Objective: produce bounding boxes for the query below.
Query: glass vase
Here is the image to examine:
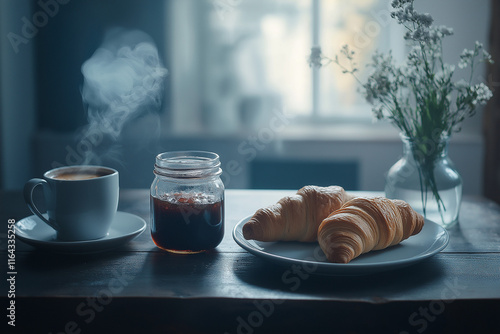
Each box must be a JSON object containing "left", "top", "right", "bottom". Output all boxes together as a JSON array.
[{"left": 385, "top": 134, "right": 462, "bottom": 229}]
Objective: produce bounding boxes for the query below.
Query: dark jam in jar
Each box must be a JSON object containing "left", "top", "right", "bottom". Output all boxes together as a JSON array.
[{"left": 151, "top": 193, "right": 224, "bottom": 254}]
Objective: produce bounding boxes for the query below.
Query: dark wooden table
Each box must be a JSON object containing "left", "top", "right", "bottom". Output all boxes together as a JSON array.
[{"left": 1, "top": 189, "right": 500, "bottom": 334}]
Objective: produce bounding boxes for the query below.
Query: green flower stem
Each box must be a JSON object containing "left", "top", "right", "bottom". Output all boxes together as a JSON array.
[{"left": 411, "top": 137, "right": 447, "bottom": 222}]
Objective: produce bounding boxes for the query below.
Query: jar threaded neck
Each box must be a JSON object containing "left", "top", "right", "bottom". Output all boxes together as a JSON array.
[{"left": 154, "top": 151, "right": 222, "bottom": 179}]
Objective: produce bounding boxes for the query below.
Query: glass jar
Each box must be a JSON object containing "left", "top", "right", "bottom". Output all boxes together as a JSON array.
[
  {"left": 385, "top": 134, "right": 462, "bottom": 229},
  {"left": 150, "top": 151, "right": 225, "bottom": 254}
]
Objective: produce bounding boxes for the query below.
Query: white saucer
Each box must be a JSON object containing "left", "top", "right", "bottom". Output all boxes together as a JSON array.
[{"left": 15, "top": 211, "right": 146, "bottom": 253}]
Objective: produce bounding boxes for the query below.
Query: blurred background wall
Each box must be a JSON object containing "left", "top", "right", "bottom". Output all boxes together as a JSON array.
[{"left": 0, "top": 0, "right": 492, "bottom": 193}]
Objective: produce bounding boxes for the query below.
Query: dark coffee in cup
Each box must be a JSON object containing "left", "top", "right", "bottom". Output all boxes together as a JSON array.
[{"left": 52, "top": 170, "right": 111, "bottom": 181}]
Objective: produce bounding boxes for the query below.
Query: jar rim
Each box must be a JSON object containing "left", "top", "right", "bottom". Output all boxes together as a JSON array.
[{"left": 154, "top": 151, "right": 221, "bottom": 178}]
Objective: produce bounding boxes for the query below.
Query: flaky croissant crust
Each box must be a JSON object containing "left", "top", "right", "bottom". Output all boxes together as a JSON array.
[
  {"left": 318, "top": 197, "right": 424, "bottom": 263},
  {"left": 243, "top": 185, "right": 353, "bottom": 242}
]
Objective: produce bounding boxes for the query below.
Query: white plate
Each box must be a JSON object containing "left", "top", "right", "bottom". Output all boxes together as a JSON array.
[
  {"left": 15, "top": 212, "right": 146, "bottom": 253},
  {"left": 233, "top": 216, "right": 449, "bottom": 275}
]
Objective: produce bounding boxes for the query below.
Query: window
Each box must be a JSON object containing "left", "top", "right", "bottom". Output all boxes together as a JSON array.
[
  {"left": 167, "top": 0, "right": 404, "bottom": 133},
  {"left": 315, "top": 0, "right": 403, "bottom": 119}
]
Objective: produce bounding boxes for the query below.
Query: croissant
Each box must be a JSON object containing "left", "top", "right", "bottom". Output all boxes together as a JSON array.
[
  {"left": 243, "top": 185, "right": 353, "bottom": 242},
  {"left": 318, "top": 197, "right": 424, "bottom": 263}
]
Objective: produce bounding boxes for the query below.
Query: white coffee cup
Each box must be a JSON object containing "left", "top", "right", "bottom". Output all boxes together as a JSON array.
[{"left": 23, "top": 165, "right": 119, "bottom": 241}]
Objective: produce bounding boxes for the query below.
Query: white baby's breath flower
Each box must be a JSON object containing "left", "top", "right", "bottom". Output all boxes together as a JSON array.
[
  {"left": 416, "top": 13, "right": 433, "bottom": 27},
  {"left": 459, "top": 48, "right": 475, "bottom": 68},
  {"left": 472, "top": 82, "right": 493, "bottom": 105},
  {"left": 435, "top": 67, "right": 452, "bottom": 83},
  {"left": 483, "top": 50, "right": 494, "bottom": 64},
  {"left": 460, "top": 49, "right": 474, "bottom": 58},
  {"left": 391, "top": 0, "right": 412, "bottom": 8},
  {"left": 439, "top": 26, "right": 454, "bottom": 36},
  {"left": 372, "top": 105, "right": 384, "bottom": 121},
  {"left": 454, "top": 79, "right": 469, "bottom": 90}
]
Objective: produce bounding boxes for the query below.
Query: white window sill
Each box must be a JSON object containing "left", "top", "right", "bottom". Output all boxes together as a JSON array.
[{"left": 163, "top": 120, "right": 483, "bottom": 145}]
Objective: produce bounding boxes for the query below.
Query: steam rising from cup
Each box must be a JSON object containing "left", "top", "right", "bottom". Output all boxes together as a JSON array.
[{"left": 79, "top": 28, "right": 168, "bottom": 164}]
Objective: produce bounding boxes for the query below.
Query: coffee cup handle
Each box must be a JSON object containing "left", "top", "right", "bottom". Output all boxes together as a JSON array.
[{"left": 23, "top": 178, "right": 59, "bottom": 231}]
